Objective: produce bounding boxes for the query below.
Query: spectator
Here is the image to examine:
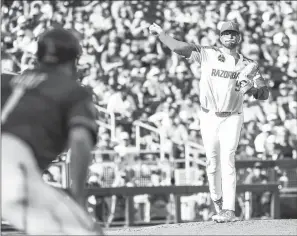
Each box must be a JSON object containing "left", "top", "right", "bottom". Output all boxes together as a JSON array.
[
  {"left": 2, "top": 0, "right": 297, "bottom": 223},
  {"left": 240, "top": 120, "right": 260, "bottom": 157},
  {"left": 106, "top": 170, "right": 134, "bottom": 227},
  {"left": 245, "top": 162, "right": 267, "bottom": 184},
  {"left": 107, "top": 87, "right": 137, "bottom": 130},
  {"left": 242, "top": 97, "right": 266, "bottom": 124},
  {"left": 254, "top": 124, "right": 273, "bottom": 158},
  {"left": 244, "top": 162, "right": 271, "bottom": 218},
  {"left": 96, "top": 131, "right": 114, "bottom": 161},
  {"left": 148, "top": 170, "right": 170, "bottom": 221},
  {"left": 285, "top": 101, "right": 297, "bottom": 126},
  {"left": 263, "top": 134, "right": 279, "bottom": 160},
  {"left": 284, "top": 102, "right": 297, "bottom": 159},
  {"left": 261, "top": 95, "right": 281, "bottom": 121},
  {"left": 274, "top": 127, "right": 295, "bottom": 159},
  {"left": 188, "top": 126, "right": 203, "bottom": 145},
  {"left": 278, "top": 171, "right": 289, "bottom": 188},
  {"left": 114, "top": 131, "right": 138, "bottom": 169},
  {"left": 169, "top": 116, "right": 189, "bottom": 162},
  {"left": 101, "top": 41, "right": 124, "bottom": 72}
]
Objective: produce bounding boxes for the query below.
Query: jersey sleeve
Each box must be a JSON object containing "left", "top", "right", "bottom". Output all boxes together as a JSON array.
[
  {"left": 1, "top": 73, "right": 15, "bottom": 108},
  {"left": 67, "top": 88, "right": 99, "bottom": 145},
  {"left": 187, "top": 45, "right": 209, "bottom": 65},
  {"left": 1, "top": 73, "right": 15, "bottom": 88}
]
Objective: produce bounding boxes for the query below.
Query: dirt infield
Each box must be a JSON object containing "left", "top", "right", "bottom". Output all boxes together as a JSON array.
[
  {"left": 2, "top": 220, "right": 297, "bottom": 235},
  {"left": 107, "top": 219, "right": 297, "bottom": 235}
]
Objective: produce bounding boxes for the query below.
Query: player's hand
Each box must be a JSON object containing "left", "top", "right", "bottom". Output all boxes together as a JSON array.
[
  {"left": 238, "top": 62, "right": 258, "bottom": 94},
  {"left": 149, "top": 23, "right": 163, "bottom": 36},
  {"left": 237, "top": 76, "right": 254, "bottom": 95}
]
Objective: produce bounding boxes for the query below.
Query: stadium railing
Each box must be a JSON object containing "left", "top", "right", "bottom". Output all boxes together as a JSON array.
[
  {"left": 236, "top": 159, "right": 297, "bottom": 220},
  {"left": 55, "top": 155, "right": 296, "bottom": 225},
  {"left": 184, "top": 141, "right": 206, "bottom": 184},
  {"left": 60, "top": 123, "right": 297, "bottom": 223},
  {"left": 86, "top": 183, "right": 281, "bottom": 226},
  {"left": 134, "top": 120, "right": 166, "bottom": 161},
  {"left": 84, "top": 159, "right": 296, "bottom": 224},
  {"left": 0, "top": 182, "right": 282, "bottom": 231},
  {"left": 94, "top": 105, "right": 116, "bottom": 140},
  {"left": 236, "top": 159, "right": 297, "bottom": 186}
]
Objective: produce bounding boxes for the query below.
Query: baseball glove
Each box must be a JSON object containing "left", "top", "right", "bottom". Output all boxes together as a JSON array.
[{"left": 237, "top": 62, "right": 258, "bottom": 94}]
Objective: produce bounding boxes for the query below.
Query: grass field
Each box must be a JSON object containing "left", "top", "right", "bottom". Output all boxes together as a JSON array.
[{"left": 2, "top": 219, "right": 297, "bottom": 235}]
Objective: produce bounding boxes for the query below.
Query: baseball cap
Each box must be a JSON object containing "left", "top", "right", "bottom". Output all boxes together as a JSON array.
[{"left": 220, "top": 21, "right": 240, "bottom": 35}]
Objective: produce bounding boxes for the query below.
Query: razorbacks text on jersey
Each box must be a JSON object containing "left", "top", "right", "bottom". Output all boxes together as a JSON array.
[
  {"left": 188, "top": 46, "right": 267, "bottom": 113},
  {"left": 1, "top": 68, "right": 98, "bottom": 170}
]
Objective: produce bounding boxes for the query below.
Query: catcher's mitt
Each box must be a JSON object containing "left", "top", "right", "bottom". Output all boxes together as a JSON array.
[{"left": 238, "top": 62, "right": 258, "bottom": 94}]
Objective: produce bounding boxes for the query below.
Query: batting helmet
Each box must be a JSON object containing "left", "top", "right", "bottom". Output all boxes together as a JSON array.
[{"left": 37, "top": 27, "right": 82, "bottom": 64}]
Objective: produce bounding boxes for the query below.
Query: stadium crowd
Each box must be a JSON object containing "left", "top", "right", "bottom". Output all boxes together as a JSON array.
[{"left": 2, "top": 0, "right": 297, "bottom": 223}]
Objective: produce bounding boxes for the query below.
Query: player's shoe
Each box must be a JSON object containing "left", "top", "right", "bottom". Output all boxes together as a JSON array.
[
  {"left": 211, "top": 198, "right": 223, "bottom": 221},
  {"left": 213, "top": 197, "right": 223, "bottom": 213},
  {"left": 213, "top": 210, "right": 238, "bottom": 223}
]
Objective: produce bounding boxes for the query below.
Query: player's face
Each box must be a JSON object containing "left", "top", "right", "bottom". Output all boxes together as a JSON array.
[{"left": 220, "top": 30, "right": 240, "bottom": 49}]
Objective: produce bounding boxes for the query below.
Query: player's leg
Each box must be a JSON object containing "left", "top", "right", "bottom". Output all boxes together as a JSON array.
[
  {"left": 1, "top": 133, "right": 103, "bottom": 235},
  {"left": 217, "top": 114, "right": 243, "bottom": 221},
  {"left": 2, "top": 133, "right": 61, "bottom": 234},
  {"left": 199, "top": 112, "right": 222, "bottom": 204}
]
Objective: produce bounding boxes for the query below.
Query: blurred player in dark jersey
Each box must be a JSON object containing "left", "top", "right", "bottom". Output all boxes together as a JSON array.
[{"left": 1, "top": 28, "right": 104, "bottom": 235}]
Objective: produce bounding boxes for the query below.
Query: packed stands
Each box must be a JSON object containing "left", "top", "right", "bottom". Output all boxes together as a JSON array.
[{"left": 2, "top": 0, "right": 297, "bottom": 223}]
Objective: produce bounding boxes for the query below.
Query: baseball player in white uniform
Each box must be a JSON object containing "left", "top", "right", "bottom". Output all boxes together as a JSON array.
[{"left": 149, "top": 21, "right": 269, "bottom": 222}]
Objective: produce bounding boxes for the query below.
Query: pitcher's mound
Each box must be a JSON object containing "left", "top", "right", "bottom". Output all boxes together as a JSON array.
[{"left": 108, "top": 219, "right": 297, "bottom": 235}]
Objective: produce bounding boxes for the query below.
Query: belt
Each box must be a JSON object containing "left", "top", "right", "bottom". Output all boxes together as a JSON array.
[{"left": 201, "top": 107, "right": 241, "bottom": 117}]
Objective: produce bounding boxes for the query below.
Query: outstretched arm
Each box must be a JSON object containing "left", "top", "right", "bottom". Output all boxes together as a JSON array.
[{"left": 149, "top": 23, "right": 197, "bottom": 58}]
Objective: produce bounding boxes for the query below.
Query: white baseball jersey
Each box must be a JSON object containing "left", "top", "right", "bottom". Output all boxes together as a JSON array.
[{"left": 188, "top": 46, "right": 265, "bottom": 113}]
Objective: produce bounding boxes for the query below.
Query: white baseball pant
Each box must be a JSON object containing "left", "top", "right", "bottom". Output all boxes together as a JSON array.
[
  {"left": 200, "top": 111, "right": 243, "bottom": 211},
  {"left": 1, "top": 133, "right": 102, "bottom": 235}
]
